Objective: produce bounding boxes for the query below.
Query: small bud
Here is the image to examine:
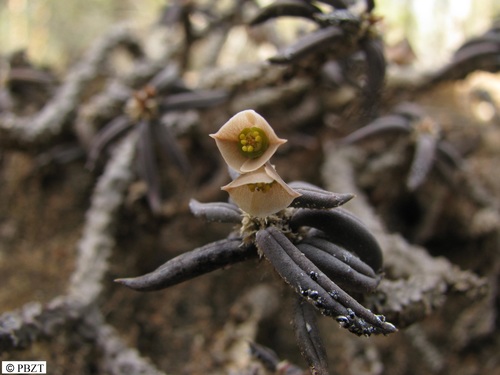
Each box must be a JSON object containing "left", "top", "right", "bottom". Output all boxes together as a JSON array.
[
  {"left": 125, "top": 85, "right": 158, "bottom": 120},
  {"left": 210, "top": 110, "right": 287, "bottom": 173},
  {"left": 222, "top": 163, "right": 301, "bottom": 217}
]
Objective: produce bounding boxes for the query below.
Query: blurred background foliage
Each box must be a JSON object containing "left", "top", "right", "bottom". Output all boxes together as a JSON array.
[
  {"left": 1, "top": 0, "right": 499, "bottom": 72},
  {"left": 0, "top": 0, "right": 164, "bottom": 69},
  {"left": 378, "top": 0, "right": 500, "bottom": 70}
]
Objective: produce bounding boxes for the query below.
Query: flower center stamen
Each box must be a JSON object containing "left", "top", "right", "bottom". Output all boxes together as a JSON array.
[
  {"left": 247, "top": 181, "right": 275, "bottom": 193},
  {"left": 238, "top": 127, "right": 269, "bottom": 158}
]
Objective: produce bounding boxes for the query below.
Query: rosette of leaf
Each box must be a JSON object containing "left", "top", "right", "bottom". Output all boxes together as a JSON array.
[
  {"left": 85, "top": 66, "right": 227, "bottom": 214},
  {"left": 222, "top": 163, "right": 301, "bottom": 217},
  {"left": 249, "top": 0, "right": 385, "bottom": 122},
  {"left": 117, "top": 181, "right": 396, "bottom": 374},
  {"left": 118, "top": 111, "right": 398, "bottom": 373},
  {"left": 210, "top": 110, "right": 287, "bottom": 173},
  {"left": 341, "top": 103, "right": 464, "bottom": 191}
]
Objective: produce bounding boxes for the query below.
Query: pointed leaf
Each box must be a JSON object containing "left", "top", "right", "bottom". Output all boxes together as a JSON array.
[
  {"left": 290, "top": 208, "right": 383, "bottom": 272},
  {"left": 115, "top": 238, "right": 255, "bottom": 291},
  {"left": 294, "top": 298, "right": 329, "bottom": 375},
  {"left": 288, "top": 181, "right": 354, "bottom": 209},
  {"left": 269, "top": 26, "right": 344, "bottom": 64},
  {"left": 250, "top": 0, "right": 321, "bottom": 26},
  {"left": 189, "top": 199, "right": 242, "bottom": 223},
  {"left": 407, "top": 133, "right": 438, "bottom": 191}
]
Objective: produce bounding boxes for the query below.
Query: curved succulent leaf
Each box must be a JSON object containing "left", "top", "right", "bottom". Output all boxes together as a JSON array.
[
  {"left": 153, "top": 118, "right": 191, "bottom": 175},
  {"left": 257, "top": 227, "right": 396, "bottom": 335},
  {"left": 364, "top": 0, "right": 375, "bottom": 12},
  {"left": 428, "top": 42, "right": 500, "bottom": 85},
  {"left": 288, "top": 181, "right": 354, "bottom": 209},
  {"left": 340, "top": 114, "right": 411, "bottom": 145},
  {"left": 316, "top": 0, "right": 348, "bottom": 9},
  {"left": 393, "top": 102, "right": 426, "bottom": 121},
  {"left": 269, "top": 26, "right": 344, "bottom": 64},
  {"left": 189, "top": 199, "right": 242, "bottom": 223},
  {"left": 407, "top": 132, "right": 438, "bottom": 191},
  {"left": 137, "top": 120, "right": 162, "bottom": 214},
  {"left": 303, "top": 232, "right": 378, "bottom": 277},
  {"left": 297, "top": 235, "right": 380, "bottom": 292},
  {"left": 148, "top": 64, "right": 180, "bottom": 93},
  {"left": 256, "top": 227, "right": 348, "bottom": 316},
  {"left": 7, "top": 65, "right": 56, "bottom": 85},
  {"left": 115, "top": 238, "right": 256, "bottom": 291},
  {"left": 436, "top": 140, "right": 463, "bottom": 170},
  {"left": 158, "top": 89, "right": 228, "bottom": 111},
  {"left": 248, "top": 342, "right": 281, "bottom": 372},
  {"left": 249, "top": 0, "right": 322, "bottom": 26},
  {"left": 453, "top": 41, "right": 500, "bottom": 70},
  {"left": 294, "top": 298, "right": 329, "bottom": 375},
  {"left": 290, "top": 208, "right": 383, "bottom": 272},
  {"left": 249, "top": 342, "right": 304, "bottom": 374},
  {"left": 360, "top": 37, "right": 386, "bottom": 121},
  {"left": 454, "top": 29, "right": 500, "bottom": 59},
  {"left": 86, "top": 116, "right": 133, "bottom": 170}
]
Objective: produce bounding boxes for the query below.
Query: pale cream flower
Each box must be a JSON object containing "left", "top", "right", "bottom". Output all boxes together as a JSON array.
[
  {"left": 210, "top": 110, "right": 287, "bottom": 173},
  {"left": 222, "top": 163, "right": 301, "bottom": 217}
]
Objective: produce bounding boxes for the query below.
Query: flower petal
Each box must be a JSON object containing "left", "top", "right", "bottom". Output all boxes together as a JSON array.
[
  {"left": 210, "top": 110, "right": 287, "bottom": 173},
  {"left": 221, "top": 163, "right": 301, "bottom": 217}
]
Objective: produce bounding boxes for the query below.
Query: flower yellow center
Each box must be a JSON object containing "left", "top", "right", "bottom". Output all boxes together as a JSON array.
[
  {"left": 247, "top": 181, "right": 275, "bottom": 193},
  {"left": 238, "top": 127, "right": 269, "bottom": 158}
]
